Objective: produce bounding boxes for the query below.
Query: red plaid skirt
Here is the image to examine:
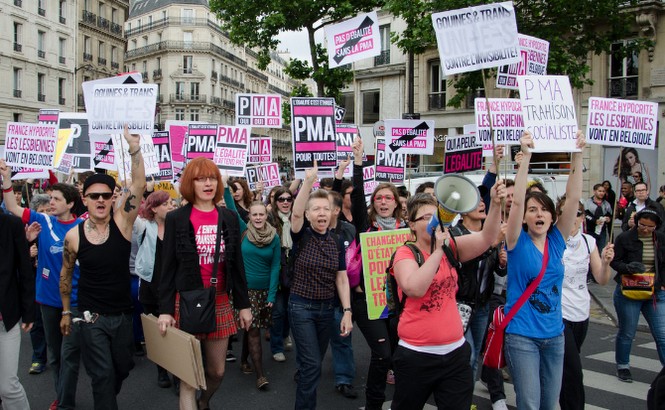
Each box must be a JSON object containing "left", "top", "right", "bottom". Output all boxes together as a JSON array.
[{"left": 175, "top": 289, "right": 237, "bottom": 340}]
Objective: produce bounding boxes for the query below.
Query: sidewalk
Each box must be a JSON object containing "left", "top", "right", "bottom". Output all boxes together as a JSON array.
[{"left": 588, "top": 281, "right": 650, "bottom": 332}]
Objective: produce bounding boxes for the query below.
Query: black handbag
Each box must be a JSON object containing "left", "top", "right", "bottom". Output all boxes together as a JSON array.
[{"left": 178, "top": 209, "right": 224, "bottom": 334}]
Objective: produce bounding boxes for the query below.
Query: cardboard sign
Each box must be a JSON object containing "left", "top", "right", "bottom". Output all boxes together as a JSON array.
[
  {"left": 152, "top": 131, "right": 174, "bottom": 181},
  {"left": 496, "top": 34, "right": 549, "bottom": 90},
  {"left": 165, "top": 120, "right": 202, "bottom": 164},
  {"left": 3, "top": 122, "right": 57, "bottom": 169},
  {"left": 360, "top": 229, "right": 413, "bottom": 320},
  {"left": 111, "top": 134, "right": 160, "bottom": 181},
  {"left": 290, "top": 97, "right": 337, "bottom": 171},
  {"left": 87, "top": 84, "right": 158, "bottom": 135},
  {"left": 375, "top": 138, "right": 405, "bottom": 183},
  {"left": 444, "top": 134, "right": 483, "bottom": 173},
  {"left": 154, "top": 181, "right": 178, "bottom": 199},
  {"left": 335, "top": 106, "right": 346, "bottom": 124},
  {"left": 59, "top": 113, "right": 93, "bottom": 171},
  {"left": 235, "top": 94, "right": 282, "bottom": 128},
  {"left": 56, "top": 153, "right": 74, "bottom": 174},
  {"left": 586, "top": 97, "right": 657, "bottom": 150},
  {"left": 186, "top": 124, "right": 217, "bottom": 162},
  {"left": 214, "top": 125, "right": 250, "bottom": 177},
  {"left": 362, "top": 159, "right": 378, "bottom": 202},
  {"left": 245, "top": 163, "right": 281, "bottom": 190},
  {"left": 91, "top": 135, "right": 116, "bottom": 170},
  {"left": 247, "top": 136, "right": 272, "bottom": 164},
  {"left": 518, "top": 75, "right": 578, "bottom": 152},
  {"left": 326, "top": 11, "right": 380, "bottom": 68},
  {"left": 385, "top": 119, "right": 435, "bottom": 155},
  {"left": 475, "top": 98, "right": 524, "bottom": 149},
  {"left": 431, "top": 2, "right": 520, "bottom": 75}
]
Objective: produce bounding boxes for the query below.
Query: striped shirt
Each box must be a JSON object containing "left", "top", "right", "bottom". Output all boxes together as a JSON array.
[{"left": 639, "top": 236, "right": 655, "bottom": 272}]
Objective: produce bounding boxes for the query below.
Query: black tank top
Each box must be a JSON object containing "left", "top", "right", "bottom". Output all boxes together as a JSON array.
[{"left": 77, "top": 219, "right": 133, "bottom": 314}]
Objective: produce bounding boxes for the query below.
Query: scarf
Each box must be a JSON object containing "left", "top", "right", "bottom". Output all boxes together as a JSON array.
[
  {"left": 374, "top": 215, "right": 397, "bottom": 231},
  {"left": 246, "top": 222, "right": 276, "bottom": 247},
  {"left": 279, "top": 211, "right": 293, "bottom": 249}
]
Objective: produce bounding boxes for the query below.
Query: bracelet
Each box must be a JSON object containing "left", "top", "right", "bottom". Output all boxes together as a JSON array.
[
  {"left": 343, "top": 307, "right": 352, "bottom": 313},
  {"left": 129, "top": 147, "right": 141, "bottom": 156},
  {"left": 62, "top": 310, "right": 72, "bottom": 316},
  {"left": 2, "top": 186, "right": 13, "bottom": 193}
]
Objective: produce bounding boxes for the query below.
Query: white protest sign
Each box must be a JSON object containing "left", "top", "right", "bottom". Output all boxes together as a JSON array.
[
  {"left": 431, "top": 2, "right": 519, "bottom": 75},
  {"left": 462, "top": 123, "right": 492, "bottom": 157},
  {"left": 57, "top": 153, "right": 74, "bottom": 175},
  {"left": 245, "top": 163, "right": 281, "bottom": 191},
  {"left": 384, "top": 119, "right": 435, "bottom": 155},
  {"left": 496, "top": 34, "right": 549, "bottom": 90},
  {"left": 586, "top": 97, "right": 657, "bottom": 150},
  {"left": 3, "top": 122, "right": 57, "bottom": 169},
  {"left": 247, "top": 136, "right": 272, "bottom": 164},
  {"left": 111, "top": 134, "right": 160, "bottom": 181},
  {"left": 81, "top": 72, "right": 143, "bottom": 108},
  {"left": 214, "top": 125, "right": 251, "bottom": 177},
  {"left": 87, "top": 84, "right": 157, "bottom": 135},
  {"left": 326, "top": 11, "right": 380, "bottom": 68},
  {"left": 235, "top": 94, "right": 282, "bottom": 128},
  {"left": 518, "top": 75, "right": 578, "bottom": 152},
  {"left": 475, "top": 98, "right": 524, "bottom": 150}
]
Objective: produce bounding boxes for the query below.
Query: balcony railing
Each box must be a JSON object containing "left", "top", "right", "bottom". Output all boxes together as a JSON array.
[
  {"left": 59, "top": 56, "right": 66, "bottom": 64},
  {"left": 14, "top": 0, "right": 21, "bottom": 7},
  {"left": 247, "top": 67, "right": 268, "bottom": 82},
  {"left": 169, "top": 94, "right": 207, "bottom": 103},
  {"left": 125, "top": 41, "right": 245, "bottom": 67},
  {"left": 374, "top": 50, "right": 390, "bottom": 66},
  {"left": 153, "top": 68, "right": 162, "bottom": 80},
  {"left": 428, "top": 92, "right": 446, "bottom": 110},
  {"left": 38, "top": 93, "right": 46, "bottom": 102},
  {"left": 38, "top": 8, "right": 45, "bottom": 16},
  {"left": 13, "top": 43, "right": 22, "bottom": 52},
  {"left": 157, "top": 94, "right": 163, "bottom": 103},
  {"left": 142, "top": 71, "right": 148, "bottom": 80},
  {"left": 219, "top": 74, "right": 243, "bottom": 89},
  {"left": 211, "top": 71, "right": 218, "bottom": 81},
  {"left": 111, "top": 23, "right": 122, "bottom": 35},
  {"left": 97, "top": 16, "right": 110, "bottom": 30},
  {"left": 38, "top": 50, "right": 46, "bottom": 58},
  {"left": 13, "top": 90, "right": 22, "bottom": 98},
  {"left": 609, "top": 77, "right": 638, "bottom": 98},
  {"left": 111, "top": 61, "right": 119, "bottom": 69},
  {"left": 59, "top": 97, "right": 66, "bottom": 105},
  {"left": 82, "top": 10, "right": 96, "bottom": 25},
  {"left": 268, "top": 84, "right": 290, "bottom": 97},
  {"left": 211, "top": 96, "right": 221, "bottom": 105},
  {"left": 59, "top": 16, "right": 66, "bottom": 24},
  {"left": 222, "top": 99, "right": 235, "bottom": 109},
  {"left": 83, "top": 53, "right": 92, "bottom": 61},
  {"left": 98, "top": 57, "right": 107, "bottom": 65}
]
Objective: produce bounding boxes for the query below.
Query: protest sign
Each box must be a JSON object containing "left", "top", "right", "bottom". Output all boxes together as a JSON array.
[
  {"left": 6, "top": 110, "right": 63, "bottom": 179},
  {"left": 186, "top": 124, "right": 217, "bottom": 162},
  {"left": 38, "top": 109, "right": 60, "bottom": 126},
  {"left": 112, "top": 134, "right": 160, "bottom": 181},
  {"left": 363, "top": 159, "right": 378, "bottom": 202},
  {"left": 463, "top": 122, "right": 493, "bottom": 158},
  {"left": 326, "top": 11, "right": 380, "bottom": 68},
  {"left": 431, "top": 2, "right": 520, "bottom": 75},
  {"left": 335, "top": 106, "right": 346, "bottom": 124},
  {"left": 155, "top": 181, "right": 178, "bottom": 199},
  {"left": 214, "top": 125, "right": 250, "bottom": 177},
  {"left": 335, "top": 124, "right": 359, "bottom": 177},
  {"left": 91, "top": 135, "right": 117, "bottom": 171},
  {"left": 360, "top": 228, "right": 413, "bottom": 320},
  {"left": 475, "top": 98, "right": 524, "bottom": 149},
  {"left": 152, "top": 131, "right": 174, "bottom": 181},
  {"left": 3, "top": 122, "right": 57, "bottom": 169},
  {"left": 496, "top": 34, "right": 549, "bottom": 90},
  {"left": 87, "top": 84, "right": 157, "bottom": 136},
  {"left": 235, "top": 94, "right": 282, "bottom": 128},
  {"left": 444, "top": 134, "right": 483, "bottom": 173},
  {"left": 59, "top": 113, "right": 93, "bottom": 171},
  {"left": 246, "top": 163, "right": 281, "bottom": 191},
  {"left": 385, "top": 119, "right": 435, "bottom": 155},
  {"left": 518, "top": 75, "right": 578, "bottom": 152},
  {"left": 56, "top": 153, "right": 74, "bottom": 175},
  {"left": 375, "top": 138, "right": 405, "bottom": 183},
  {"left": 165, "top": 120, "right": 200, "bottom": 164},
  {"left": 586, "top": 97, "right": 657, "bottom": 150},
  {"left": 247, "top": 136, "right": 272, "bottom": 164},
  {"left": 290, "top": 97, "right": 337, "bottom": 171},
  {"left": 81, "top": 72, "right": 143, "bottom": 114}
]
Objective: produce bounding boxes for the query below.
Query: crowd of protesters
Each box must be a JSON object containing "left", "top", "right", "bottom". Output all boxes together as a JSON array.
[{"left": 1, "top": 129, "right": 664, "bottom": 410}]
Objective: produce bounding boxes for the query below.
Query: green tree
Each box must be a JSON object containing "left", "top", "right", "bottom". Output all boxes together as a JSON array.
[
  {"left": 385, "top": 0, "right": 651, "bottom": 107},
  {"left": 209, "top": 0, "right": 381, "bottom": 97}
]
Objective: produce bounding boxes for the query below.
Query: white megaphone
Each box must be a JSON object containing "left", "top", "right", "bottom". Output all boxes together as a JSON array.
[{"left": 432, "top": 174, "right": 481, "bottom": 228}]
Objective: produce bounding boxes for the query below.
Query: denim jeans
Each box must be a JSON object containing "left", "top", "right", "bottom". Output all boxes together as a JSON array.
[
  {"left": 464, "top": 302, "right": 489, "bottom": 381},
  {"left": 329, "top": 301, "right": 355, "bottom": 386},
  {"left": 30, "top": 302, "right": 47, "bottom": 364},
  {"left": 270, "top": 289, "right": 290, "bottom": 355},
  {"left": 288, "top": 295, "right": 334, "bottom": 410},
  {"left": 0, "top": 321, "right": 30, "bottom": 409},
  {"left": 505, "top": 332, "right": 564, "bottom": 410},
  {"left": 79, "top": 313, "right": 135, "bottom": 410},
  {"left": 613, "top": 286, "right": 665, "bottom": 368},
  {"left": 130, "top": 275, "right": 144, "bottom": 345},
  {"left": 58, "top": 308, "right": 82, "bottom": 410}
]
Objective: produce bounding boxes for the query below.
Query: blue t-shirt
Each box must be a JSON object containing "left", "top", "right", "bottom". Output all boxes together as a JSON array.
[
  {"left": 27, "top": 210, "right": 82, "bottom": 308},
  {"left": 505, "top": 228, "right": 566, "bottom": 338}
]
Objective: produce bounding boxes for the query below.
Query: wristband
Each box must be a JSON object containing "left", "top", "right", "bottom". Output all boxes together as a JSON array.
[
  {"left": 129, "top": 147, "right": 141, "bottom": 156},
  {"left": 62, "top": 310, "right": 72, "bottom": 316},
  {"left": 343, "top": 307, "right": 352, "bottom": 313},
  {"left": 2, "top": 186, "right": 13, "bottom": 193}
]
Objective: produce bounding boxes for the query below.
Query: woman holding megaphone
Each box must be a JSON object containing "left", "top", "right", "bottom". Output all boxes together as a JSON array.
[{"left": 503, "top": 130, "right": 585, "bottom": 410}]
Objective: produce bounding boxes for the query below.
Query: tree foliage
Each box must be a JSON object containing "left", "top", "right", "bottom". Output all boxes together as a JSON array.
[
  {"left": 385, "top": 0, "right": 651, "bottom": 107},
  {"left": 209, "top": 0, "right": 381, "bottom": 97}
]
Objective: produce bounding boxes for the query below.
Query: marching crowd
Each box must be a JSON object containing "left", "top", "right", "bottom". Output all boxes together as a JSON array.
[{"left": 1, "top": 129, "right": 665, "bottom": 410}]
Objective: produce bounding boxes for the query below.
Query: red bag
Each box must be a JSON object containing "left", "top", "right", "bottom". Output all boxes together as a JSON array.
[{"left": 483, "top": 239, "right": 549, "bottom": 369}]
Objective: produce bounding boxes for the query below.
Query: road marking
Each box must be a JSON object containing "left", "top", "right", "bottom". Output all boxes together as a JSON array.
[
  {"left": 473, "top": 380, "right": 516, "bottom": 407},
  {"left": 582, "top": 369, "right": 651, "bottom": 400},
  {"left": 587, "top": 351, "right": 662, "bottom": 373},
  {"left": 638, "top": 342, "right": 657, "bottom": 350},
  {"left": 379, "top": 401, "right": 435, "bottom": 409}
]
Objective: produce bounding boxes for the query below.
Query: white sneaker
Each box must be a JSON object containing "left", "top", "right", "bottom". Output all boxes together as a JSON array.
[
  {"left": 273, "top": 352, "right": 286, "bottom": 362},
  {"left": 284, "top": 336, "right": 293, "bottom": 351},
  {"left": 492, "top": 399, "right": 508, "bottom": 410}
]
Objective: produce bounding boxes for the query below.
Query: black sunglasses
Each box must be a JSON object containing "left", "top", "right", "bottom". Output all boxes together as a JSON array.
[
  {"left": 86, "top": 192, "right": 114, "bottom": 200},
  {"left": 276, "top": 196, "right": 293, "bottom": 203}
]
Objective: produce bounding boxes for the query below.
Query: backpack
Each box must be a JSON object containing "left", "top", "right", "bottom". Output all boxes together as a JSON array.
[{"left": 385, "top": 243, "right": 424, "bottom": 318}]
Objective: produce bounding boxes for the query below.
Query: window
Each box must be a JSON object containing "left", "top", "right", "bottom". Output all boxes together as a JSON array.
[
  {"left": 609, "top": 41, "right": 638, "bottom": 98},
  {"left": 175, "top": 108, "right": 185, "bottom": 121},
  {"left": 13, "top": 22, "right": 22, "bottom": 52},
  {"left": 38, "top": 73, "right": 45, "bottom": 101},
  {"left": 339, "top": 93, "right": 355, "bottom": 123},
  {"left": 59, "top": 38, "right": 66, "bottom": 64},
  {"left": 183, "top": 56, "right": 193, "bottom": 74},
  {"left": 429, "top": 60, "right": 446, "bottom": 110},
  {"left": 148, "top": 16, "right": 153, "bottom": 26},
  {"left": 162, "top": 10, "right": 167, "bottom": 20},
  {"left": 38, "top": 0, "right": 45, "bottom": 16},
  {"left": 175, "top": 82, "right": 185, "bottom": 99},
  {"left": 59, "top": 0, "right": 66, "bottom": 23},
  {"left": 13, "top": 68, "right": 22, "bottom": 98},
  {"left": 112, "top": 8, "right": 118, "bottom": 24},
  {"left": 38, "top": 31, "right": 45, "bottom": 58},
  {"left": 190, "top": 109, "right": 199, "bottom": 121},
  {"left": 183, "top": 32, "right": 192, "bottom": 48},
  {"left": 58, "top": 78, "right": 65, "bottom": 104},
  {"left": 361, "top": 90, "right": 380, "bottom": 124},
  {"left": 98, "top": 41, "right": 105, "bottom": 58},
  {"left": 111, "top": 46, "right": 118, "bottom": 67},
  {"left": 98, "top": 2, "right": 104, "bottom": 18},
  {"left": 182, "top": 8, "right": 194, "bottom": 24},
  {"left": 156, "top": 57, "right": 161, "bottom": 69},
  {"left": 84, "top": 0, "right": 91, "bottom": 11},
  {"left": 375, "top": 24, "right": 390, "bottom": 66},
  {"left": 143, "top": 36, "right": 148, "bottom": 47},
  {"left": 191, "top": 82, "right": 200, "bottom": 99},
  {"left": 13, "top": 113, "right": 22, "bottom": 122}
]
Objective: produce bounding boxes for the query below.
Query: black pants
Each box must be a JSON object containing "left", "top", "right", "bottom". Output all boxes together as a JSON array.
[
  {"left": 392, "top": 343, "right": 473, "bottom": 410},
  {"left": 480, "top": 293, "right": 506, "bottom": 403},
  {"left": 559, "top": 318, "right": 589, "bottom": 410}
]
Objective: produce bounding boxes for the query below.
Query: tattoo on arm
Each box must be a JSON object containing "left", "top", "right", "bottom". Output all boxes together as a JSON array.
[
  {"left": 60, "top": 239, "right": 76, "bottom": 296},
  {"left": 124, "top": 194, "right": 137, "bottom": 213}
]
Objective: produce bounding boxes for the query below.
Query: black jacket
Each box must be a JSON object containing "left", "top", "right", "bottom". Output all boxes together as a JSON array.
[
  {"left": 611, "top": 227, "right": 665, "bottom": 288},
  {"left": 621, "top": 198, "right": 665, "bottom": 232},
  {"left": 0, "top": 212, "right": 35, "bottom": 330},
  {"left": 159, "top": 204, "right": 250, "bottom": 315}
]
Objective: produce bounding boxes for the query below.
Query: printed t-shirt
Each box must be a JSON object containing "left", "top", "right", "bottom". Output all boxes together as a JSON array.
[
  {"left": 190, "top": 207, "right": 226, "bottom": 291},
  {"left": 562, "top": 232, "right": 596, "bottom": 322}
]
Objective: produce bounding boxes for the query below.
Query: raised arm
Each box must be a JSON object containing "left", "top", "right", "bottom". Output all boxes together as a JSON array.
[
  {"left": 116, "top": 126, "right": 147, "bottom": 238},
  {"left": 506, "top": 132, "right": 533, "bottom": 249},
  {"left": 291, "top": 162, "right": 317, "bottom": 234},
  {"left": 59, "top": 228, "right": 79, "bottom": 336},
  {"left": 0, "top": 159, "right": 26, "bottom": 218},
  {"left": 556, "top": 131, "right": 585, "bottom": 239}
]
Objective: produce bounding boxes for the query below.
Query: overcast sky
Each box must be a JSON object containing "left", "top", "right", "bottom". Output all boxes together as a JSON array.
[{"left": 276, "top": 29, "right": 325, "bottom": 63}]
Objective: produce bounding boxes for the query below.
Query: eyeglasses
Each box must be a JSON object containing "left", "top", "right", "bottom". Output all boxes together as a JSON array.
[
  {"left": 374, "top": 194, "right": 395, "bottom": 202},
  {"left": 194, "top": 176, "right": 217, "bottom": 183},
  {"left": 85, "top": 192, "right": 113, "bottom": 200},
  {"left": 412, "top": 213, "right": 433, "bottom": 223},
  {"left": 638, "top": 222, "right": 657, "bottom": 230},
  {"left": 276, "top": 196, "right": 293, "bottom": 203},
  {"left": 635, "top": 188, "right": 647, "bottom": 193}
]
